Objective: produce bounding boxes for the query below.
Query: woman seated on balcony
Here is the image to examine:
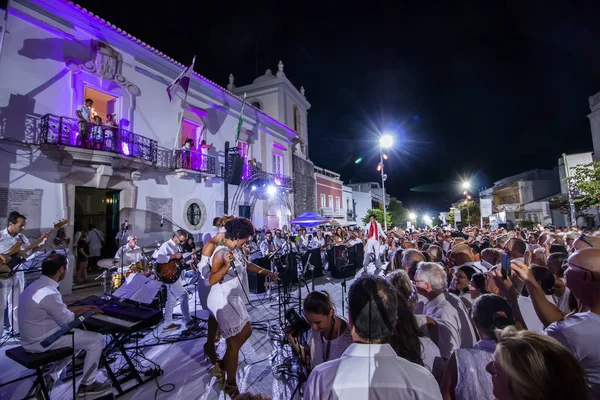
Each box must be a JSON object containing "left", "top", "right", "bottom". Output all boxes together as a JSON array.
[
  {"left": 91, "top": 115, "right": 104, "bottom": 149},
  {"left": 104, "top": 113, "right": 118, "bottom": 151}
]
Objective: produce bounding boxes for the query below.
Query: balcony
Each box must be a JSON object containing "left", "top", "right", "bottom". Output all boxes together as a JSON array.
[
  {"left": 334, "top": 209, "right": 346, "bottom": 218},
  {"left": 175, "top": 149, "right": 216, "bottom": 175},
  {"left": 242, "top": 163, "right": 293, "bottom": 189},
  {"left": 319, "top": 207, "right": 334, "bottom": 217},
  {"left": 39, "top": 114, "right": 157, "bottom": 166}
]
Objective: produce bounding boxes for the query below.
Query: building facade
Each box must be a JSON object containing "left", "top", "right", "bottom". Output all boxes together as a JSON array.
[
  {"left": 479, "top": 169, "right": 561, "bottom": 229},
  {"left": 0, "top": 0, "right": 301, "bottom": 292},
  {"left": 314, "top": 166, "right": 345, "bottom": 222},
  {"left": 587, "top": 91, "right": 600, "bottom": 161}
]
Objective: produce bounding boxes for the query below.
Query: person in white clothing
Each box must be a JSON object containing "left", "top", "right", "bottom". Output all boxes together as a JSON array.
[
  {"left": 18, "top": 253, "right": 111, "bottom": 397},
  {"left": 114, "top": 223, "right": 131, "bottom": 248},
  {"left": 304, "top": 274, "right": 442, "bottom": 400},
  {"left": 0, "top": 211, "right": 48, "bottom": 335},
  {"left": 363, "top": 214, "right": 387, "bottom": 269},
  {"left": 156, "top": 230, "right": 193, "bottom": 332},
  {"left": 441, "top": 294, "right": 515, "bottom": 400},
  {"left": 207, "top": 218, "right": 278, "bottom": 398},
  {"left": 414, "top": 262, "right": 462, "bottom": 360},
  {"left": 87, "top": 224, "right": 104, "bottom": 262},
  {"left": 259, "top": 231, "right": 276, "bottom": 257}
]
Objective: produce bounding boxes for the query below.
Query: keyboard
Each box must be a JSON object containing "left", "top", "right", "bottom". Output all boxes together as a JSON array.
[
  {"left": 91, "top": 313, "right": 138, "bottom": 328},
  {"left": 71, "top": 295, "right": 162, "bottom": 333}
]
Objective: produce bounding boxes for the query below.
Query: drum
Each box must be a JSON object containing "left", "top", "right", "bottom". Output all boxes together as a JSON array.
[
  {"left": 130, "top": 260, "right": 147, "bottom": 274},
  {"left": 112, "top": 273, "right": 125, "bottom": 290}
]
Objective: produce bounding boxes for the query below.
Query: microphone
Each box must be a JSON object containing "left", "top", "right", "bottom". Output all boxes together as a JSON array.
[
  {"left": 41, "top": 311, "right": 95, "bottom": 348},
  {"left": 160, "top": 214, "right": 164, "bottom": 227}
]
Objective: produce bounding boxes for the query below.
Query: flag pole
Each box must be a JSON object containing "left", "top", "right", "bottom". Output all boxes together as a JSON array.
[
  {"left": 234, "top": 92, "right": 247, "bottom": 143},
  {"left": 172, "top": 56, "right": 195, "bottom": 155}
]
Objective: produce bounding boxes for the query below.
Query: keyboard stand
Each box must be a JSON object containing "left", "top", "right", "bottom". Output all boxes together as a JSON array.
[{"left": 101, "top": 330, "right": 155, "bottom": 397}]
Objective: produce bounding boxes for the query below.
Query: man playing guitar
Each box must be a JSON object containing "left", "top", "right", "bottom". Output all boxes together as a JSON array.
[
  {"left": 0, "top": 211, "right": 48, "bottom": 336},
  {"left": 155, "top": 230, "right": 193, "bottom": 332}
]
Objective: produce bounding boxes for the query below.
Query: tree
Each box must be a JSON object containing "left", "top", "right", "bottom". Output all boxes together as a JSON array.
[
  {"left": 564, "top": 161, "right": 600, "bottom": 217},
  {"left": 447, "top": 201, "right": 481, "bottom": 227},
  {"left": 361, "top": 209, "right": 392, "bottom": 228},
  {"left": 387, "top": 198, "right": 410, "bottom": 228}
]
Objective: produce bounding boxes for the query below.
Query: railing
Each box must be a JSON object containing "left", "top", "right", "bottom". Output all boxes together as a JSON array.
[
  {"left": 334, "top": 209, "right": 346, "bottom": 218},
  {"left": 319, "top": 207, "right": 333, "bottom": 217},
  {"left": 40, "top": 114, "right": 157, "bottom": 163},
  {"left": 175, "top": 149, "right": 216, "bottom": 174},
  {"left": 242, "top": 163, "right": 293, "bottom": 188}
]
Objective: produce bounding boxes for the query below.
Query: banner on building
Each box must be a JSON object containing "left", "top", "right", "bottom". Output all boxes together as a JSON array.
[{"left": 480, "top": 198, "right": 493, "bottom": 218}]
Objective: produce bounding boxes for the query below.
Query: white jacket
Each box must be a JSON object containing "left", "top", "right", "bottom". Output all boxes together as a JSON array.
[{"left": 364, "top": 221, "right": 387, "bottom": 240}]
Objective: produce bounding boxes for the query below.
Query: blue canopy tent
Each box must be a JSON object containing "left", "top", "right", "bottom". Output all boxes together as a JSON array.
[{"left": 288, "top": 212, "right": 332, "bottom": 227}]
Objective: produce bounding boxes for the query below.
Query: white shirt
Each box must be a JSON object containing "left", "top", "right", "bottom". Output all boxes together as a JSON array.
[
  {"left": 77, "top": 104, "right": 91, "bottom": 121},
  {"left": 18, "top": 275, "right": 75, "bottom": 347},
  {"left": 310, "top": 236, "right": 326, "bottom": 249},
  {"left": 423, "top": 293, "right": 462, "bottom": 359},
  {"left": 114, "top": 230, "right": 130, "bottom": 247},
  {"left": 365, "top": 221, "right": 387, "bottom": 241},
  {"left": 156, "top": 238, "right": 181, "bottom": 264},
  {"left": 304, "top": 343, "right": 442, "bottom": 400},
  {"left": 544, "top": 312, "right": 600, "bottom": 398},
  {"left": 88, "top": 228, "right": 104, "bottom": 249},
  {"left": 0, "top": 228, "right": 29, "bottom": 254},
  {"left": 420, "top": 336, "right": 443, "bottom": 382},
  {"left": 114, "top": 245, "right": 142, "bottom": 266},
  {"left": 445, "top": 291, "right": 478, "bottom": 349},
  {"left": 260, "top": 239, "right": 276, "bottom": 257},
  {"left": 297, "top": 235, "right": 310, "bottom": 252}
]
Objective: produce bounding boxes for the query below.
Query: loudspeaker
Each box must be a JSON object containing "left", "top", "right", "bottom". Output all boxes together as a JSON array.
[
  {"left": 301, "top": 249, "right": 323, "bottom": 279},
  {"left": 248, "top": 256, "right": 270, "bottom": 294},
  {"left": 226, "top": 154, "right": 244, "bottom": 185},
  {"left": 328, "top": 245, "right": 357, "bottom": 279}
]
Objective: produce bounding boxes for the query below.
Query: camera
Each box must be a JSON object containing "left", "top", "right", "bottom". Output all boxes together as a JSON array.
[{"left": 285, "top": 308, "right": 310, "bottom": 334}]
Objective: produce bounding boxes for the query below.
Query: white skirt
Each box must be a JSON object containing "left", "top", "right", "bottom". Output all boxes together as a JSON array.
[{"left": 206, "top": 276, "right": 249, "bottom": 339}]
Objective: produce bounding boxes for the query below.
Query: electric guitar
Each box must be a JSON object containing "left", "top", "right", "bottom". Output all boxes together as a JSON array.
[
  {"left": 0, "top": 219, "right": 68, "bottom": 279},
  {"left": 156, "top": 252, "right": 195, "bottom": 284}
]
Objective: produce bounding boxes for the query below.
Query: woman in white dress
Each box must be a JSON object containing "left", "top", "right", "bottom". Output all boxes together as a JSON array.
[
  {"left": 207, "top": 217, "right": 279, "bottom": 398},
  {"left": 199, "top": 215, "right": 233, "bottom": 365},
  {"left": 440, "top": 294, "right": 515, "bottom": 400},
  {"left": 286, "top": 291, "right": 353, "bottom": 372}
]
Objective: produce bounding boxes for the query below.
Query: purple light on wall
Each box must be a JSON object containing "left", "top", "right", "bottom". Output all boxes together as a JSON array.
[
  {"left": 121, "top": 142, "right": 130, "bottom": 156},
  {"left": 274, "top": 177, "right": 282, "bottom": 186}
]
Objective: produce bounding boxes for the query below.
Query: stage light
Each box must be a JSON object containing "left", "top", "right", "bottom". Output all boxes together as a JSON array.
[
  {"left": 382, "top": 153, "right": 388, "bottom": 160},
  {"left": 377, "top": 163, "right": 382, "bottom": 172},
  {"left": 409, "top": 212, "right": 416, "bottom": 220},
  {"left": 462, "top": 181, "right": 471, "bottom": 190},
  {"left": 251, "top": 185, "right": 257, "bottom": 191},
  {"left": 355, "top": 157, "right": 363, "bottom": 164},
  {"left": 267, "top": 185, "right": 277, "bottom": 196}
]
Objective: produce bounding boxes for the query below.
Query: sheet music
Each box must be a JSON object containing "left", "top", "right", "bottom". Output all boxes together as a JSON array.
[{"left": 112, "top": 274, "right": 162, "bottom": 304}]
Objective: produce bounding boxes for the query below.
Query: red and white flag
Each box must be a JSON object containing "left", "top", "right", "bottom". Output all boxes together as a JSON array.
[{"left": 167, "top": 56, "right": 195, "bottom": 102}]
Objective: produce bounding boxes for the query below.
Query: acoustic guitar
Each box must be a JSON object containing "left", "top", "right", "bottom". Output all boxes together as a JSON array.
[
  {"left": 0, "top": 219, "right": 68, "bottom": 279},
  {"left": 156, "top": 252, "right": 195, "bottom": 284}
]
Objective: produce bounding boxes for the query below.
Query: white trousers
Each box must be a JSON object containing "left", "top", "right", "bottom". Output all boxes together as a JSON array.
[
  {"left": 0, "top": 272, "right": 24, "bottom": 333},
  {"left": 363, "top": 238, "right": 381, "bottom": 268},
  {"left": 164, "top": 277, "right": 190, "bottom": 326},
  {"left": 24, "top": 329, "right": 104, "bottom": 385}
]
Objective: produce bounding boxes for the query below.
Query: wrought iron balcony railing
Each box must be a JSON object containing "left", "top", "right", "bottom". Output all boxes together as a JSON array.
[
  {"left": 175, "top": 149, "right": 216, "bottom": 174},
  {"left": 334, "top": 209, "right": 346, "bottom": 218},
  {"left": 319, "top": 207, "right": 334, "bottom": 217},
  {"left": 243, "top": 164, "right": 293, "bottom": 188},
  {"left": 40, "top": 114, "right": 157, "bottom": 163}
]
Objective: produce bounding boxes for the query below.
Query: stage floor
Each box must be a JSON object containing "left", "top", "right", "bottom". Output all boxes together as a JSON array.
[{"left": 0, "top": 264, "right": 383, "bottom": 399}]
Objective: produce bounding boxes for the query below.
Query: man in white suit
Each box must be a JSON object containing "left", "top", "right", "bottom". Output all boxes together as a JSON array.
[{"left": 363, "top": 215, "right": 387, "bottom": 269}]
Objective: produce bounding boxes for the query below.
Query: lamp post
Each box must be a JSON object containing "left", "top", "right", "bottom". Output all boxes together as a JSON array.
[
  {"left": 379, "top": 134, "right": 393, "bottom": 230},
  {"left": 462, "top": 181, "right": 471, "bottom": 227}
]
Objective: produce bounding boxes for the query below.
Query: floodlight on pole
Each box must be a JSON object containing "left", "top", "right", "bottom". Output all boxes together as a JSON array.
[
  {"left": 379, "top": 135, "right": 394, "bottom": 149},
  {"left": 462, "top": 181, "right": 471, "bottom": 190},
  {"left": 378, "top": 133, "right": 393, "bottom": 230}
]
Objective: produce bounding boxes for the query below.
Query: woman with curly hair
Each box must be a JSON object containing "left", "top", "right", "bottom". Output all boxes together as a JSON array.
[{"left": 207, "top": 217, "right": 279, "bottom": 397}]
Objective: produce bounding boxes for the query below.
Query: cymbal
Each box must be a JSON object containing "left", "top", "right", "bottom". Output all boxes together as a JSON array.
[{"left": 97, "top": 258, "right": 117, "bottom": 269}]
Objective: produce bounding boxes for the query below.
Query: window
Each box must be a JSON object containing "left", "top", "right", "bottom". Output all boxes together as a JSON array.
[
  {"left": 272, "top": 152, "right": 283, "bottom": 176},
  {"left": 83, "top": 86, "right": 118, "bottom": 123},
  {"left": 328, "top": 195, "right": 333, "bottom": 208},
  {"left": 251, "top": 101, "right": 261, "bottom": 110},
  {"left": 346, "top": 198, "right": 350, "bottom": 210},
  {"left": 293, "top": 105, "right": 301, "bottom": 133},
  {"left": 335, "top": 196, "right": 341, "bottom": 210},
  {"left": 181, "top": 119, "right": 204, "bottom": 149},
  {"left": 238, "top": 141, "right": 251, "bottom": 178},
  {"left": 321, "top": 194, "right": 326, "bottom": 208},
  {"left": 186, "top": 203, "right": 202, "bottom": 226}
]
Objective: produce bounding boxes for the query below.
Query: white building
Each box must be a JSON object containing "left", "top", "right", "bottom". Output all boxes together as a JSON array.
[
  {"left": 0, "top": 1, "right": 304, "bottom": 293},
  {"left": 479, "top": 169, "right": 561, "bottom": 229},
  {"left": 558, "top": 152, "right": 599, "bottom": 227},
  {"left": 342, "top": 185, "right": 354, "bottom": 222},
  {"left": 587, "top": 91, "right": 600, "bottom": 161}
]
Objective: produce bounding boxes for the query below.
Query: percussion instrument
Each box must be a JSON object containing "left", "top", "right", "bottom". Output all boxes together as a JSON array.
[{"left": 97, "top": 258, "right": 117, "bottom": 269}]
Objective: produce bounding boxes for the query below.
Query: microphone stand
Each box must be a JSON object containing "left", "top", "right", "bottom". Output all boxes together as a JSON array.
[{"left": 117, "top": 219, "right": 128, "bottom": 293}]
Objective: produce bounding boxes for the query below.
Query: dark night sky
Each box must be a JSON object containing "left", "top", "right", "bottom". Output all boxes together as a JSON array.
[{"left": 79, "top": 0, "right": 600, "bottom": 214}]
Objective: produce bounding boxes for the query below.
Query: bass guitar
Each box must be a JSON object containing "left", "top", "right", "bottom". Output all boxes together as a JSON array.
[
  {"left": 0, "top": 219, "right": 68, "bottom": 279},
  {"left": 155, "top": 252, "right": 195, "bottom": 284}
]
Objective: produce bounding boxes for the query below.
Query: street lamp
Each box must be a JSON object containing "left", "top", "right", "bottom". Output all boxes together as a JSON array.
[
  {"left": 462, "top": 181, "right": 472, "bottom": 227},
  {"left": 462, "top": 181, "right": 471, "bottom": 190},
  {"left": 379, "top": 134, "right": 393, "bottom": 230}
]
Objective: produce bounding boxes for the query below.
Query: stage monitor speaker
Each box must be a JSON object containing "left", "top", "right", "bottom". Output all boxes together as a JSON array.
[
  {"left": 226, "top": 154, "right": 245, "bottom": 185},
  {"left": 328, "top": 245, "right": 357, "bottom": 279},
  {"left": 301, "top": 249, "right": 323, "bottom": 279},
  {"left": 248, "top": 256, "right": 270, "bottom": 294}
]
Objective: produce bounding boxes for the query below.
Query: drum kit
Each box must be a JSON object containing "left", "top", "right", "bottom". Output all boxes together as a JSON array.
[{"left": 96, "top": 242, "right": 163, "bottom": 294}]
